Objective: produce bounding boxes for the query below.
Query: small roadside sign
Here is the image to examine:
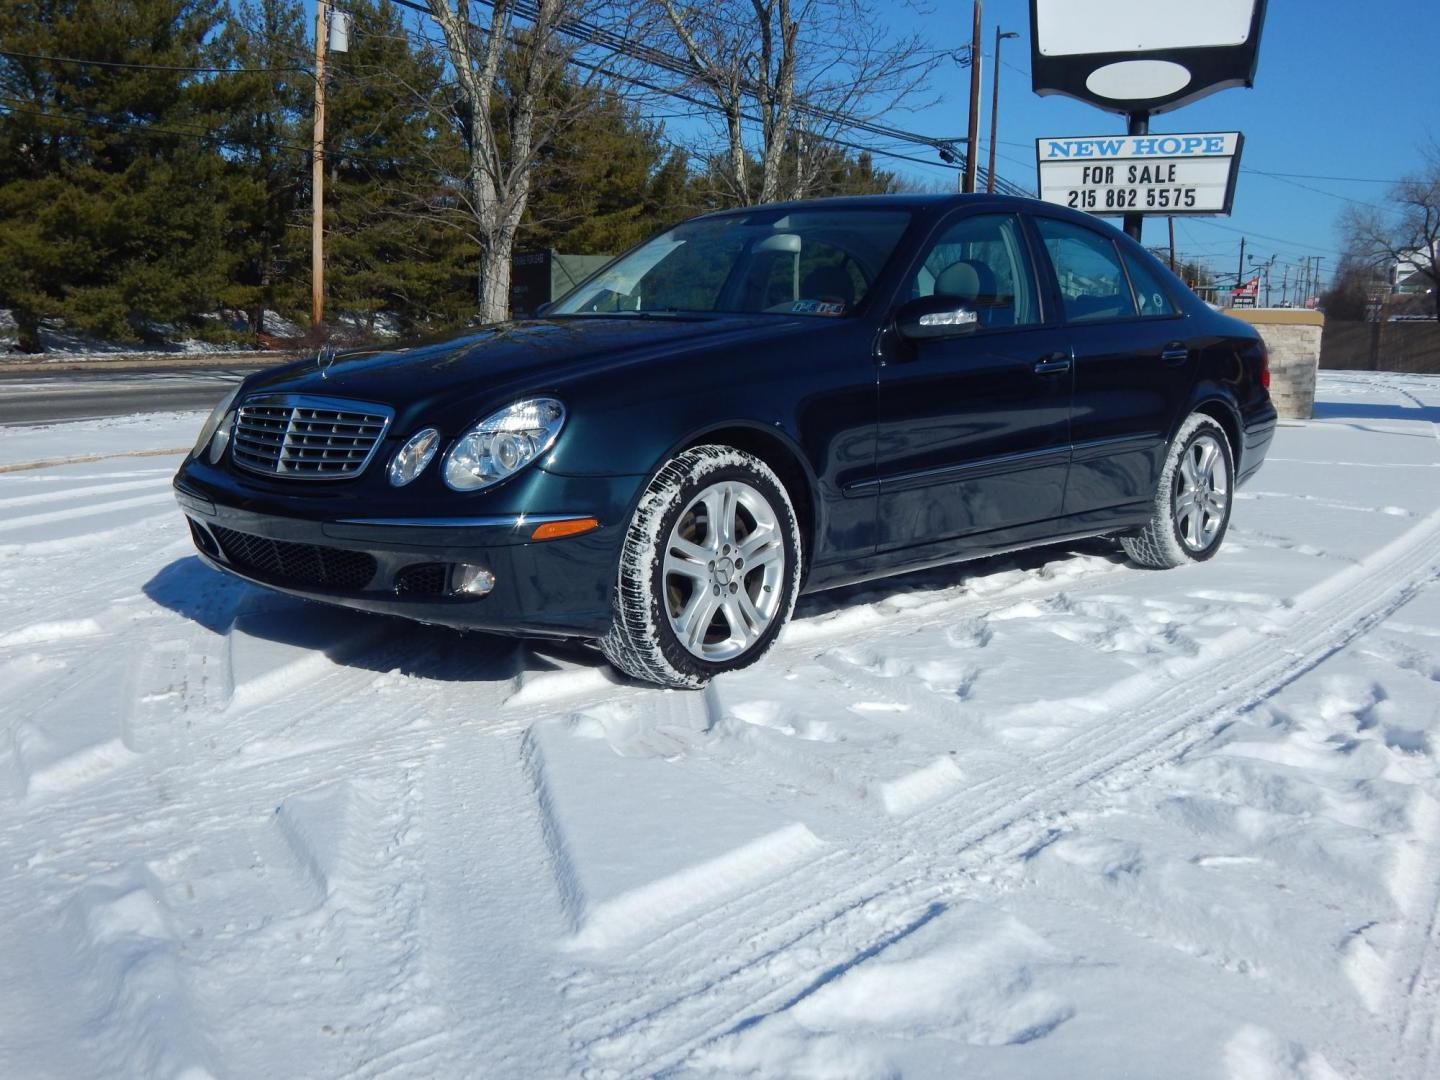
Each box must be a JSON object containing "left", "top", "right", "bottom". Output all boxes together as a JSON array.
[{"left": 1036, "top": 131, "right": 1242, "bottom": 217}]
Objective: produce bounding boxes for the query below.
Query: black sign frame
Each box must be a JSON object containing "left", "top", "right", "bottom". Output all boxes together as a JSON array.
[{"left": 1029, "top": 0, "right": 1269, "bottom": 116}]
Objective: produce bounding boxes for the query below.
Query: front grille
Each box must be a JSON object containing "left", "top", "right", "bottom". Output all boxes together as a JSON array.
[
  {"left": 211, "top": 525, "right": 377, "bottom": 590},
  {"left": 394, "top": 563, "right": 450, "bottom": 597},
  {"left": 231, "top": 395, "right": 392, "bottom": 479}
]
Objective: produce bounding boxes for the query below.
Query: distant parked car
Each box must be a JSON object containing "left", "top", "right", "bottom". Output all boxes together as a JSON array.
[{"left": 174, "top": 194, "right": 1276, "bottom": 688}]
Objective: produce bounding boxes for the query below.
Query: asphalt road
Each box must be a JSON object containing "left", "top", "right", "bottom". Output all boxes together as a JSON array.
[{"left": 0, "top": 367, "right": 268, "bottom": 426}]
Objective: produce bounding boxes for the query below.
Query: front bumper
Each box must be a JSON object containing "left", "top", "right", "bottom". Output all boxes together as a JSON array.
[{"left": 173, "top": 463, "right": 636, "bottom": 639}]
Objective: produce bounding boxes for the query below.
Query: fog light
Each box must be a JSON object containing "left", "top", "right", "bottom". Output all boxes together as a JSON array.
[{"left": 454, "top": 564, "right": 495, "bottom": 596}]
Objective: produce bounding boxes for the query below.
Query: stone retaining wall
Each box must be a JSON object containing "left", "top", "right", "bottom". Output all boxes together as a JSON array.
[{"left": 1229, "top": 309, "right": 1323, "bottom": 419}]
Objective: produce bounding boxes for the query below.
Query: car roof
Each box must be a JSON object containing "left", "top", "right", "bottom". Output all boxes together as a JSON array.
[{"left": 692, "top": 192, "right": 1043, "bottom": 219}]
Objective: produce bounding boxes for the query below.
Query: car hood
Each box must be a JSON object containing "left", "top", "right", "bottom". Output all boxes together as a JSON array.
[{"left": 242, "top": 315, "right": 812, "bottom": 427}]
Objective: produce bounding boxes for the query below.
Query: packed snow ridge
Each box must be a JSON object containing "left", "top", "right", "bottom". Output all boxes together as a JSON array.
[{"left": 1, "top": 371, "right": 1439, "bottom": 1078}]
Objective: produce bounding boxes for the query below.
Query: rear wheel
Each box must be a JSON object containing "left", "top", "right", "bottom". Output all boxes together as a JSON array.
[
  {"left": 1122, "top": 413, "right": 1234, "bottom": 569},
  {"left": 600, "top": 445, "right": 803, "bottom": 688}
]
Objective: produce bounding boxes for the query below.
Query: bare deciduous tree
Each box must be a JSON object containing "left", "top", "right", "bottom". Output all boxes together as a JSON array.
[
  {"left": 649, "top": 0, "right": 942, "bottom": 205},
  {"left": 425, "top": 0, "right": 617, "bottom": 322},
  {"left": 1342, "top": 143, "right": 1440, "bottom": 320}
]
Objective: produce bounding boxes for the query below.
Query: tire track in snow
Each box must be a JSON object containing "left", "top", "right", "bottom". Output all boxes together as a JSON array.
[
  {"left": 0, "top": 491, "right": 175, "bottom": 534},
  {"left": 560, "top": 507, "right": 1440, "bottom": 1074},
  {"left": 0, "top": 476, "right": 170, "bottom": 511}
]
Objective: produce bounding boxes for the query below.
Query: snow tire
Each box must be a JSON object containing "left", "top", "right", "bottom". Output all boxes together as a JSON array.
[
  {"left": 599, "top": 445, "right": 803, "bottom": 689},
  {"left": 1122, "top": 413, "right": 1235, "bottom": 570}
]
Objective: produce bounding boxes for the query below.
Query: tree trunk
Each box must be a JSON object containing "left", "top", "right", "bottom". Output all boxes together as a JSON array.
[
  {"left": 478, "top": 240, "right": 513, "bottom": 324},
  {"left": 14, "top": 307, "right": 42, "bottom": 353}
]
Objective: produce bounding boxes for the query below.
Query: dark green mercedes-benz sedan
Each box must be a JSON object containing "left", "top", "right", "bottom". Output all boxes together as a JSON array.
[{"left": 174, "top": 193, "right": 1276, "bottom": 688}]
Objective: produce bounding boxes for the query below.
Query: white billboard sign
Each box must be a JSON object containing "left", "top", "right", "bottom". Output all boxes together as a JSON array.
[
  {"left": 1029, "top": 0, "right": 1268, "bottom": 114},
  {"left": 1035, "top": 0, "right": 1257, "bottom": 56},
  {"left": 1036, "top": 131, "right": 1243, "bottom": 217}
]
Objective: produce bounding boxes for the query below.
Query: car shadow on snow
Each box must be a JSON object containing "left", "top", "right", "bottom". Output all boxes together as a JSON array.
[
  {"left": 143, "top": 539, "right": 1129, "bottom": 687},
  {"left": 142, "top": 555, "right": 604, "bottom": 686},
  {"left": 1311, "top": 400, "right": 1440, "bottom": 425}
]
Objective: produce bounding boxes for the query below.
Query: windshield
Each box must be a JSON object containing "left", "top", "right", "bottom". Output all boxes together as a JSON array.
[{"left": 548, "top": 208, "right": 912, "bottom": 318}]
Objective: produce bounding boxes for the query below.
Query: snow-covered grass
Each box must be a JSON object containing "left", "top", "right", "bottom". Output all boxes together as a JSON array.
[
  {"left": 1, "top": 308, "right": 398, "bottom": 359},
  {"left": 1, "top": 372, "right": 1438, "bottom": 1078}
]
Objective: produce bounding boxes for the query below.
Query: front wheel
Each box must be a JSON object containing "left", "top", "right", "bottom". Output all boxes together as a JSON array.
[
  {"left": 1122, "top": 413, "right": 1235, "bottom": 569},
  {"left": 599, "top": 445, "right": 803, "bottom": 688}
]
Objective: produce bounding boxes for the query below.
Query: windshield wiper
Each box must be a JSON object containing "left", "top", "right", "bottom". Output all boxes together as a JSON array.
[{"left": 551, "top": 310, "right": 707, "bottom": 320}]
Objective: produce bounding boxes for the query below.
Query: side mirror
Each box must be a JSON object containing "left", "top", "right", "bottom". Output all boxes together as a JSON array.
[
  {"left": 895, "top": 295, "right": 980, "bottom": 340},
  {"left": 534, "top": 301, "right": 554, "bottom": 318}
]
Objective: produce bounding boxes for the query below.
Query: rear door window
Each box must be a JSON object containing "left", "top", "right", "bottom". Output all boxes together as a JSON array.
[
  {"left": 1122, "top": 252, "right": 1178, "bottom": 318},
  {"left": 1033, "top": 217, "right": 1139, "bottom": 323}
]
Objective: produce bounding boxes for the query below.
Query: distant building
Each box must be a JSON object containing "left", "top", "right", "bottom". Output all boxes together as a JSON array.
[
  {"left": 510, "top": 251, "right": 612, "bottom": 318},
  {"left": 1391, "top": 242, "right": 1437, "bottom": 295}
]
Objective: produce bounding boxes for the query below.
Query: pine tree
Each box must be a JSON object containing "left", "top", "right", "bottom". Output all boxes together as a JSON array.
[
  {"left": 521, "top": 88, "right": 677, "bottom": 256},
  {"left": 322, "top": 0, "right": 472, "bottom": 333},
  {"left": 203, "top": 0, "right": 311, "bottom": 336},
  {"left": 0, "top": 0, "right": 231, "bottom": 345}
]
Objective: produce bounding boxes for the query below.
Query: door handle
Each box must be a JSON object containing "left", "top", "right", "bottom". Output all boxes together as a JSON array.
[
  {"left": 1161, "top": 344, "right": 1189, "bottom": 364},
  {"left": 1033, "top": 354, "right": 1072, "bottom": 375}
]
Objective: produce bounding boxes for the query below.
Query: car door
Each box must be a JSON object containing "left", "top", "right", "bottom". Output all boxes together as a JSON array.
[
  {"left": 1029, "top": 215, "right": 1194, "bottom": 516},
  {"left": 873, "top": 211, "right": 1073, "bottom": 551}
]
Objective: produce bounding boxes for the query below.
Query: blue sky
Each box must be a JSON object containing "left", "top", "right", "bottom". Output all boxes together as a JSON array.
[
  {"left": 344, "top": 0, "right": 1436, "bottom": 292},
  {"left": 880, "top": 0, "right": 1438, "bottom": 292}
]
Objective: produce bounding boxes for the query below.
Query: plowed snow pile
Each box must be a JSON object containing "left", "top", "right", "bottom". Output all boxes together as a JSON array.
[{"left": 1, "top": 372, "right": 1438, "bottom": 1079}]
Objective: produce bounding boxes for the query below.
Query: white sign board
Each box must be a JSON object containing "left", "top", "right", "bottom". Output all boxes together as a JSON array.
[
  {"left": 1035, "top": 0, "right": 1256, "bottom": 56},
  {"left": 1036, "top": 131, "right": 1242, "bottom": 217},
  {"left": 1029, "top": 0, "right": 1267, "bottom": 114}
]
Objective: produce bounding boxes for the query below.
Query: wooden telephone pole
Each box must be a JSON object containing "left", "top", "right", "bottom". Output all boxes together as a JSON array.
[
  {"left": 311, "top": 0, "right": 329, "bottom": 330},
  {"left": 963, "top": 1, "right": 982, "bottom": 193}
]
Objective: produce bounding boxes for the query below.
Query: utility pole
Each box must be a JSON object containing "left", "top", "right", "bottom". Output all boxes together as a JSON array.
[
  {"left": 1280, "top": 263, "right": 1289, "bottom": 306},
  {"left": 1235, "top": 236, "right": 1247, "bottom": 296},
  {"left": 1168, "top": 216, "right": 1176, "bottom": 272},
  {"left": 311, "top": 0, "right": 328, "bottom": 330},
  {"left": 1251, "top": 254, "right": 1275, "bottom": 307},
  {"left": 310, "top": 3, "right": 349, "bottom": 330},
  {"left": 963, "top": 1, "right": 982, "bottom": 194},
  {"left": 986, "top": 26, "right": 1018, "bottom": 193}
]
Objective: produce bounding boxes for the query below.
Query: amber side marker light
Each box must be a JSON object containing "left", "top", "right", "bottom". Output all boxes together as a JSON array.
[{"left": 531, "top": 517, "right": 600, "bottom": 542}]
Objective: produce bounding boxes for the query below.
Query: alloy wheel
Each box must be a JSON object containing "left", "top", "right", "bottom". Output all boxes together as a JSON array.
[
  {"left": 662, "top": 480, "right": 786, "bottom": 661},
  {"left": 1173, "top": 432, "right": 1230, "bottom": 552}
]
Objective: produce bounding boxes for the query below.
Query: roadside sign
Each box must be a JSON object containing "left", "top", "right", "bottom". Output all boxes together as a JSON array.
[
  {"left": 1030, "top": 0, "right": 1268, "bottom": 115},
  {"left": 1037, "top": 132, "right": 1242, "bottom": 216},
  {"left": 1231, "top": 294, "right": 1256, "bottom": 308}
]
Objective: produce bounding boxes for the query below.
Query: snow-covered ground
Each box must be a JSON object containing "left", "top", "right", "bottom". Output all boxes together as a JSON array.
[{"left": 1, "top": 372, "right": 1438, "bottom": 1079}]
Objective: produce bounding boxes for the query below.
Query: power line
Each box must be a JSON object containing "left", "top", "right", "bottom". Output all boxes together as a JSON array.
[
  {"left": 389, "top": 0, "right": 1032, "bottom": 195},
  {"left": 1184, "top": 217, "right": 1344, "bottom": 258},
  {"left": 0, "top": 47, "right": 309, "bottom": 76},
  {"left": 1241, "top": 167, "right": 1389, "bottom": 208},
  {"left": 1246, "top": 169, "right": 1401, "bottom": 184},
  {"left": 0, "top": 96, "right": 396, "bottom": 166}
]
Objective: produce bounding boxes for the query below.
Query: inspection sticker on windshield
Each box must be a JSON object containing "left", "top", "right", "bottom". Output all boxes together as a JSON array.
[{"left": 792, "top": 300, "right": 846, "bottom": 316}]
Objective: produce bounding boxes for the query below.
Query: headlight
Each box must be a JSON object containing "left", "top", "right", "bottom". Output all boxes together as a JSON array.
[
  {"left": 193, "top": 386, "right": 241, "bottom": 460},
  {"left": 387, "top": 427, "right": 441, "bottom": 487},
  {"left": 442, "top": 398, "right": 565, "bottom": 492}
]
